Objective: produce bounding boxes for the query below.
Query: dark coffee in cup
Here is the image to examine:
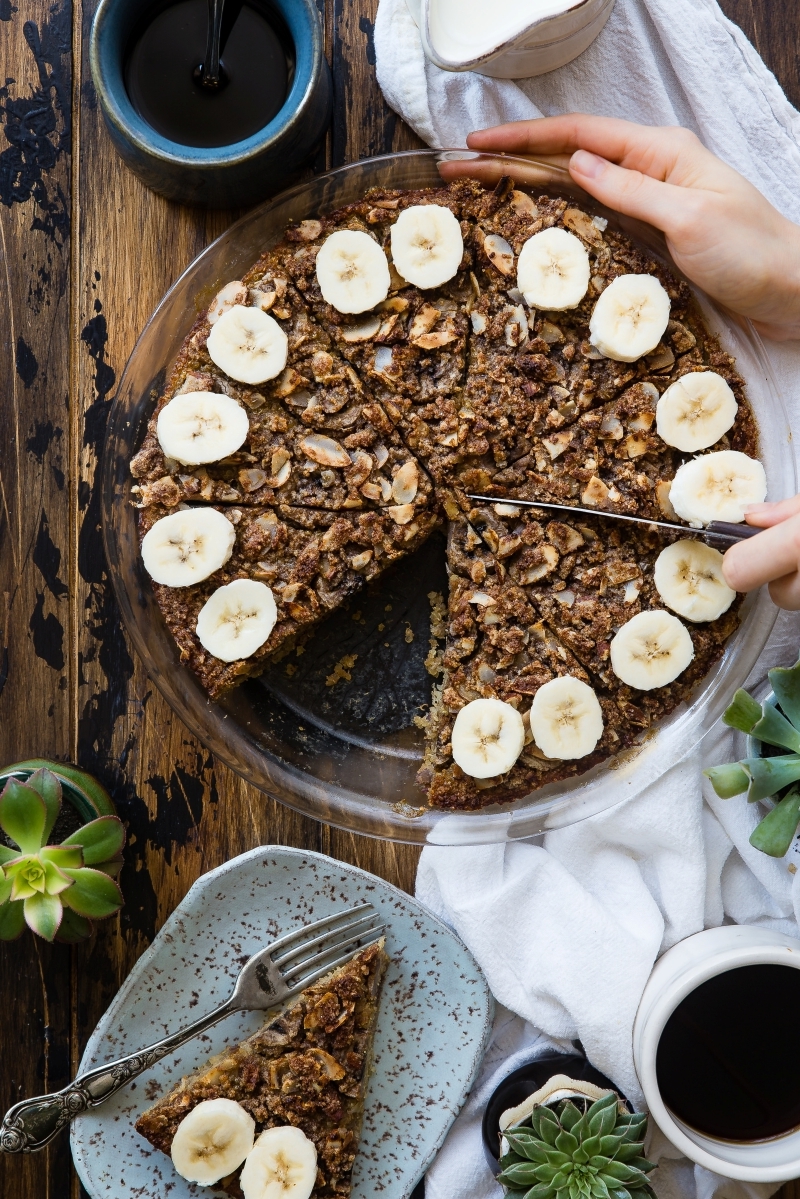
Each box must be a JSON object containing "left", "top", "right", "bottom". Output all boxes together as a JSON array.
[{"left": 655, "top": 964, "right": 800, "bottom": 1142}]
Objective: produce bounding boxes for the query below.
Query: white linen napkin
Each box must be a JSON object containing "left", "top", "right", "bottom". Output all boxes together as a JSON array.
[{"left": 374, "top": 1, "right": 800, "bottom": 1196}]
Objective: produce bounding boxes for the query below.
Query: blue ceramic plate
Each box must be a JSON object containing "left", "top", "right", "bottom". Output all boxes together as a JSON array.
[{"left": 71, "top": 847, "right": 493, "bottom": 1198}]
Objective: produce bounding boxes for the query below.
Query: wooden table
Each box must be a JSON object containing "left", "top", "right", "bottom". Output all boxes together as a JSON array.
[{"left": 0, "top": 0, "right": 798, "bottom": 1194}]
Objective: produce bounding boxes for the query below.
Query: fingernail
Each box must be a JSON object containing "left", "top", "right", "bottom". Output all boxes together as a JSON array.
[{"left": 570, "top": 150, "right": 607, "bottom": 179}]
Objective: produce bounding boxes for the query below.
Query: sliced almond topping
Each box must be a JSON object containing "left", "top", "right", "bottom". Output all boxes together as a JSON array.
[
  {"left": 273, "top": 460, "right": 292, "bottom": 487},
  {"left": 542, "top": 429, "right": 574, "bottom": 460},
  {"left": 656, "top": 479, "right": 678, "bottom": 519},
  {"left": 270, "top": 447, "right": 291, "bottom": 476},
  {"left": 379, "top": 477, "right": 393, "bottom": 502},
  {"left": 414, "top": 329, "right": 456, "bottom": 350},
  {"left": 207, "top": 280, "right": 246, "bottom": 324},
  {"left": 468, "top": 591, "right": 496, "bottom": 606},
  {"left": 360, "top": 481, "right": 382, "bottom": 502},
  {"left": 511, "top": 190, "right": 538, "bottom": 218},
  {"left": 646, "top": 343, "right": 676, "bottom": 371},
  {"left": 563, "top": 207, "right": 603, "bottom": 246},
  {"left": 409, "top": 304, "right": 440, "bottom": 342},
  {"left": 391, "top": 459, "right": 419, "bottom": 504},
  {"left": 299, "top": 434, "right": 351, "bottom": 468},
  {"left": 494, "top": 503, "right": 521, "bottom": 516},
  {"left": 505, "top": 305, "right": 528, "bottom": 348},
  {"left": 373, "top": 443, "right": 389, "bottom": 468},
  {"left": 554, "top": 589, "right": 575, "bottom": 606},
  {"left": 599, "top": 413, "right": 624, "bottom": 440},
  {"left": 520, "top": 544, "right": 559, "bottom": 582},
  {"left": 281, "top": 582, "right": 303, "bottom": 603},
  {"left": 349, "top": 549, "right": 372, "bottom": 570},
  {"left": 274, "top": 367, "right": 310, "bottom": 397},
  {"left": 377, "top": 314, "right": 399, "bottom": 340},
  {"left": 249, "top": 286, "right": 276, "bottom": 311},
  {"left": 341, "top": 314, "right": 382, "bottom": 343},
  {"left": 623, "top": 433, "right": 650, "bottom": 458},
  {"left": 238, "top": 468, "right": 267, "bottom": 493},
  {"left": 582, "top": 476, "right": 610, "bottom": 506},
  {"left": 483, "top": 233, "right": 515, "bottom": 276},
  {"left": 298, "top": 219, "right": 323, "bottom": 241},
  {"left": 497, "top": 534, "right": 522, "bottom": 558},
  {"left": 629, "top": 411, "right": 655, "bottom": 431},
  {"left": 470, "top": 311, "right": 487, "bottom": 334},
  {"left": 347, "top": 450, "right": 373, "bottom": 487},
  {"left": 378, "top": 296, "right": 409, "bottom": 313},
  {"left": 547, "top": 522, "right": 584, "bottom": 553},
  {"left": 310, "top": 351, "right": 336, "bottom": 381},
  {"left": 373, "top": 346, "right": 394, "bottom": 376},
  {"left": 388, "top": 502, "right": 414, "bottom": 525},
  {"left": 538, "top": 320, "right": 564, "bottom": 344}
]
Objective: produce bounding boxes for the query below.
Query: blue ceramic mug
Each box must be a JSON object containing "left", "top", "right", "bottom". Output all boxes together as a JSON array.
[{"left": 90, "top": 0, "right": 331, "bottom": 207}]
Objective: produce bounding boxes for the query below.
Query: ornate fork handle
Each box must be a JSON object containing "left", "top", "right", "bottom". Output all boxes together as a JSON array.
[{"left": 0, "top": 998, "right": 235, "bottom": 1153}]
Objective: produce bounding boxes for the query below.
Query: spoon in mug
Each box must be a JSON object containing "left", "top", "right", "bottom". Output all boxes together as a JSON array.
[{"left": 194, "top": 0, "right": 244, "bottom": 89}]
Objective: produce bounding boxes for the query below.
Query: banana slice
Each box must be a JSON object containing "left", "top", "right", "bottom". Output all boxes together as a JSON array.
[
  {"left": 196, "top": 578, "right": 277, "bottom": 662},
  {"left": 315, "top": 229, "right": 390, "bottom": 314},
  {"left": 141, "top": 508, "right": 235, "bottom": 587},
  {"left": 589, "top": 274, "right": 670, "bottom": 362},
  {"left": 610, "top": 609, "right": 694, "bottom": 690},
  {"left": 206, "top": 305, "right": 288, "bottom": 385},
  {"left": 529, "top": 676, "right": 604, "bottom": 760},
  {"left": 656, "top": 371, "right": 737, "bottom": 452},
  {"left": 239, "top": 1125, "right": 317, "bottom": 1199},
  {"left": 669, "top": 449, "right": 767, "bottom": 525},
  {"left": 170, "top": 1098, "right": 255, "bottom": 1185},
  {"left": 451, "top": 697, "right": 524, "bottom": 779},
  {"left": 654, "top": 539, "right": 736, "bottom": 622},
  {"left": 156, "top": 391, "right": 249, "bottom": 465},
  {"left": 389, "top": 204, "right": 463, "bottom": 289},
  {"left": 516, "top": 228, "right": 590, "bottom": 311}
]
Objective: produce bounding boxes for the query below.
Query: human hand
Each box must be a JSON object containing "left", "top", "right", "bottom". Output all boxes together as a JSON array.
[
  {"left": 466, "top": 114, "right": 800, "bottom": 341},
  {"left": 723, "top": 497, "right": 800, "bottom": 609}
]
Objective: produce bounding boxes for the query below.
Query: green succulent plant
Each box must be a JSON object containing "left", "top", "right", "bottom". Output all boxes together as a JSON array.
[
  {"left": 0, "top": 768, "right": 125, "bottom": 943},
  {"left": 704, "top": 657, "right": 800, "bottom": 858},
  {"left": 497, "top": 1092, "right": 656, "bottom": 1199}
]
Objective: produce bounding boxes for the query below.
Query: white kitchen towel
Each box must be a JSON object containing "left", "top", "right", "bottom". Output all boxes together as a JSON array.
[{"left": 375, "top": 1, "right": 800, "bottom": 1197}]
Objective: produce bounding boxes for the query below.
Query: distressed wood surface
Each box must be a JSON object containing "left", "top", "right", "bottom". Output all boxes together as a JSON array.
[{"left": 0, "top": 0, "right": 796, "bottom": 1194}]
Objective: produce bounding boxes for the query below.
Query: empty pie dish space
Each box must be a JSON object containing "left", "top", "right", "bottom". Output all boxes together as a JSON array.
[{"left": 102, "top": 149, "right": 796, "bottom": 846}]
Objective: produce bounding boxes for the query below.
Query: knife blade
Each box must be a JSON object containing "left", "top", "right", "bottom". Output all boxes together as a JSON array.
[{"left": 465, "top": 495, "right": 761, "bottom": 547}]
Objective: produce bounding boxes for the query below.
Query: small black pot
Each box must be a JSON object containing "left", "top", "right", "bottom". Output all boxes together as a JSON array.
[{"left": 482, "top": 1050, "right": 626, "bottom": 1171}]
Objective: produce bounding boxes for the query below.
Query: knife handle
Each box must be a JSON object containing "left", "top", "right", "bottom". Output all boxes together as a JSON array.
[{"left": 706, "top": 521, "right": 760, "bottom": 543}]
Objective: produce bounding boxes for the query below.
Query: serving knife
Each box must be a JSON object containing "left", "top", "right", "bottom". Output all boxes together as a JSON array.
[{"left": 465, "top": 495, "right": 761, "bottom": 547}]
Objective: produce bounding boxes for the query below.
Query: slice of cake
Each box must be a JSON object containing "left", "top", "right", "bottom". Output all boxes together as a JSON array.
[{"left": 135, "top": 940, "right": 388, "bottom": 1198}]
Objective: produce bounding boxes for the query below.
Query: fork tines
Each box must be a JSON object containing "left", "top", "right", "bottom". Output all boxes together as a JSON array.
[{"left": 271, "top": 903, "right": 385, "bottom": 993}]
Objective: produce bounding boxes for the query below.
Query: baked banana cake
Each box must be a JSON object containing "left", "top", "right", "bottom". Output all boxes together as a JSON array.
[
  {"left": 135, "top": 940, "right": 387, "bottom": 1198},
  {"left": 131, "top": 175, "right": 766, "bottom": 810}
]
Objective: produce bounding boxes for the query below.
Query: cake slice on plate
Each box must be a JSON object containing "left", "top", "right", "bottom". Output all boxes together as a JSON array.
[{"left": 135, "top": 939, "right": 388, "bottom": 1198}]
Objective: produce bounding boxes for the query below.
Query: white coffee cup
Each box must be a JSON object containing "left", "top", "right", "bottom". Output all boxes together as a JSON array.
[{"left": 633, "top": 925, "right": 800, "bottom": 1181}]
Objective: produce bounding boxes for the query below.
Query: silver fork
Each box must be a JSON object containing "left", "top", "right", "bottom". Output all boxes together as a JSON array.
[{"left": 0, "top": 902, "right": 385, "bottom": 1153}]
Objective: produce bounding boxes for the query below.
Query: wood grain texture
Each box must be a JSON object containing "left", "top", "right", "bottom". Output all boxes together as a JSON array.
[{"left": 0, "top": 0, "right": 797, "bottom": 1195}]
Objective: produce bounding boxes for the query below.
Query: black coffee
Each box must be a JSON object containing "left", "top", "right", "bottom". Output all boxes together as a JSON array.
[
  {"left": 124, "top": 0, "right": 291, "bottom": 149},
  {"left": 656, "top": 964, "right": 800, "bottom": 1142}
]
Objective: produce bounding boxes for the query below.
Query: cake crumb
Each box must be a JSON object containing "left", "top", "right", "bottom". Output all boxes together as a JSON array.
[
  {"left": 425, "top": 590, "right": 446, "bottom": 678},
  {"left": 326, "top": 654, "right": 358, "bottom": 687},
  {"left": 285, "top": 663, "right": 297, "bottom": 677},
  {"left": 404, "top": 625, "right": 414, "bottom": 643}
]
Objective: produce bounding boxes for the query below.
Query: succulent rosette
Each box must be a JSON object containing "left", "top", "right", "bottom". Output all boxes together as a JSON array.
[
  {"left": 498, "top": 1092, "right": 656, "bottom": 1199},
  {"left": 0, "top": 768, "right": 125, "bottom": 942},
  {"left": 705, "top": 657, "right": 800, "bottom": 857}
]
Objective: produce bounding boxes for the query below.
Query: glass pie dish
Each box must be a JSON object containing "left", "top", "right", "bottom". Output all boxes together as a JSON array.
[{"left": 102, "top": 150, "right": 796, "bottom": 845}]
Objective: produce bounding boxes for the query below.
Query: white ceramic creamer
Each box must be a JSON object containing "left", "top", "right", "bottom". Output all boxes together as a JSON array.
[{"left": 405, "top": 0, "right": 615, "bottom": 79}]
